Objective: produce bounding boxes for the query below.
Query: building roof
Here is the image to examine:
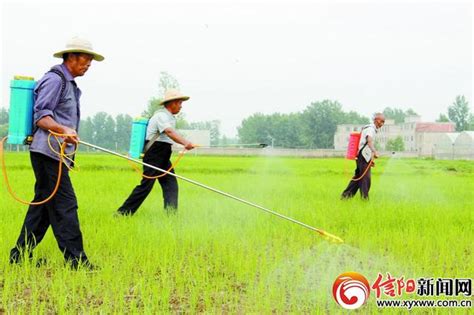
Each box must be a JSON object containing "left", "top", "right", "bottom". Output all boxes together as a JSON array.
[
  {"left": 415, "top": 122, "right": 455, "bottom": 132},
  {"left": 444, "top": 133, "right": 460, "bottom": 142},
  {"left": 456, "top": 131, "right": 474, "bottom": 141}
]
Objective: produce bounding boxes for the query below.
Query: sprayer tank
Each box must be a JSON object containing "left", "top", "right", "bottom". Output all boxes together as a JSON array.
[
  {"left": 129, "top": 117, "right": 149, "bottom": 159},
  {"left": 7, "top": 76, "right": 36, "bottom": 145}
]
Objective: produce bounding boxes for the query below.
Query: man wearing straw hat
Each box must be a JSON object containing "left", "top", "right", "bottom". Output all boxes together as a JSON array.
[
  {"left": 116, "top": 89, "right": 195, "bottom": 216},
  {"left": 9, "top": 37, "right": 103, "bottom": 270}
]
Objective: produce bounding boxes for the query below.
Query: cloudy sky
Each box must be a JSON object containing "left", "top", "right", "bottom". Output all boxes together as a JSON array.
[{"left": 1, "top": 0, "right": 472, "bottom": 136}]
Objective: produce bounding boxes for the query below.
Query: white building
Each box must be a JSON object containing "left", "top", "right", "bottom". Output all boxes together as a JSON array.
[
  {"left": 453, "top": 131, "right": 474, "bottom": 160},
  {"left": 334, "top": 118, "right": 398, "bottom": 152},
  {"left": 433, "top": 133, "right": 460, "bottom": 160},
  {"left": 175, "top": 129, "right": 211, "bottom": 148}
]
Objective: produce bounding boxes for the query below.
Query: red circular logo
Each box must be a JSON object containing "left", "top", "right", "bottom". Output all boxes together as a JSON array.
[{"left": 333, "top": 272, "right": 371, "bottom": 310}]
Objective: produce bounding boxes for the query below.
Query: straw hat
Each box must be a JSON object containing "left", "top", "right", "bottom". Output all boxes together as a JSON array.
[
  {"left": 160, "top": 89, "right": 190, "bottom": 105},
  {"left": 53, "top": 37, "right": 104, "bottom": 61}
]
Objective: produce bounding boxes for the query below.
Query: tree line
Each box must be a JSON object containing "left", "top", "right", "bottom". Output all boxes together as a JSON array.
[
  {"left": 237, "top": 100, "right": 370, "bottom": 148},
  {"left": 237, "top": 96, "right": 473, "bottom": 149},
  {"left": 237, "top": 102, "right": 421, "bottom": 149},
  {"left": 0, "top": 69, "right": 472, "bottom": 150},
  {"left": 0, "top": 109, "right": 223, "bottom": 151}
]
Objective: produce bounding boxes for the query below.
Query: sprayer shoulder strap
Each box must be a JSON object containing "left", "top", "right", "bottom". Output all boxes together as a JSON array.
[
  {"left": 357, "top": 125, "right": 371, "bottom": 154},
  {"left": 32, "top": 69, "right": 68, "bottom": 137},
  {"left": 48, "top": 69, "right": 68, "bottom": 99},
  {"left": 144, "top": 133, "right": 161, "bottom": 153}
]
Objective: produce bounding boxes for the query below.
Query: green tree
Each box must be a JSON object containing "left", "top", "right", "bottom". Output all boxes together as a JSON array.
[
  {"left": 176, "top": 113, "right": 190, "bottom": 129},
  {"left": 0, "top": 124, "right": 8, "bottom": 138},
  {"left": 386, "top": 136, "right": 405, "bottom": 152},
  {"left": 115, "top": 114, "right": 133, "bottom": 151},
  {"left": 0, "top": 107, "right": 8, "bottom": 138},
  {"left": 405, "top": 108, "right": 418, "bottom": 116},
  {"left": 448, "top": 95, "right": 470, "bottom": 131},
  {"left": 342, "top": 111, "right": 370, "bottom": 124},
  {"left": 383, "top": 107, "right": 418, "bottom": 123},
  {"left": 90, "top": 112, "right": 116, "bottom": 149},
  {"left": 237, "top": 113, "right": 272, "bottom": 145},
  {"left": 104, "top": 115, "right": 116, "bottom": 149},
  {"left": 0, "top": 108, "right": 8, "bottom": 124},
  {"left": 436, "top": 113, "right": 450, "bottom": 122},
  {"left": 142, "top": 72, "right": 181, "bottom": 118},
  {"left": 265, "top": 113, "right": 305, "bottom": 148},
  {"left": 78, "top": 117, "right": 94, "bottom": 151},
  {"left": 301, "top": 100, "right": 345, "bottom": 148},
  {"left": 468, "top": 114, "right": 474, "bottom": 130},
  {"left": 220, "top": 135, "right": 228, "bottom": 146},
  {"left": 237, "top": 101, "right": 370, "bottom": 148}
]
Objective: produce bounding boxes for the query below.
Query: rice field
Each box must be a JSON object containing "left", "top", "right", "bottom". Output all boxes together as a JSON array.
[{"left": 0, "top": 152, "right": 472, "bottom": 313}]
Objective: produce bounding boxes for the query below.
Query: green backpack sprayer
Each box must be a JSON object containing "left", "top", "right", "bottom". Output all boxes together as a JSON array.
[
  {"left": 1, "top": 76, "right": 343, "bottom": 244},
  {"left": 6, "top": 76, "right": 36, "bottom": 145},
  {"left": 1, "top": 75, "right": 73, "bottom": 206},
  {"left": 128, "top": 117, "right": 149, "bottom": 159}
]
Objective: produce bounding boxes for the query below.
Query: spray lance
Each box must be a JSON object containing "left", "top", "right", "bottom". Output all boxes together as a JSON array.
[
  {"left": 78, "top": 139, "right": 344, "bottom": 243},
  {"left": 1, "top": 75, "right": 344, "bottom": 244}
]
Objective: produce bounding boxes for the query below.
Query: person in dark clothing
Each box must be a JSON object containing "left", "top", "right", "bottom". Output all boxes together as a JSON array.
[
  {"left": 9, "top": 37, "right": 104, "bottom": 269},
  {"left": 341, "top": 113, "right": 385, "bottom": 199},
  {"left": 116, "top": 89, "right": 195, "bottom": 216}
]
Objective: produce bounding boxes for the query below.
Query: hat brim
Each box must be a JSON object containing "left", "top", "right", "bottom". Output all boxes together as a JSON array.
[
  {"left": 53, "top": 49, "right": 105, "bottom": 62},
  {"left": 160, "top": 96, "right": 190, "bottom": 105}
]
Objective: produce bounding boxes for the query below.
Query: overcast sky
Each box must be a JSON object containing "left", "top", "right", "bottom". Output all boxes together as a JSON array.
[{"left": 1, "top": 0, "right": 472, "bottom": 136}]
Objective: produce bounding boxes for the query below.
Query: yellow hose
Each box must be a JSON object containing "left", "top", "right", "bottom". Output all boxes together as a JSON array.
[
  {"left": 351, "top": 159, "right": 374, "bottom": 182},
  {"left": 127, "top": 149, "right": 187, "bottom": 179},
  {"left": 0, "top": 131, "right": 78, "bottom": 206}
]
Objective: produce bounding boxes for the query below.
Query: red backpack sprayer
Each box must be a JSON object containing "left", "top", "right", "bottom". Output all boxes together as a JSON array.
[
  {"left": 345, "top": 128, "right": 374, "bottom": 181},
  {"left": 1, "top": 75, "right": 343, "bottom": 243}
]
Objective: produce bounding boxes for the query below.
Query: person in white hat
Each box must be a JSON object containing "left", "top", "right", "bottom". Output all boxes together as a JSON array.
[
  {"left": 9, "top": 37, "right": 103, "bottom": 270},
  {"left": 116, "top": 89, "right": 195, "bottom": 216}
]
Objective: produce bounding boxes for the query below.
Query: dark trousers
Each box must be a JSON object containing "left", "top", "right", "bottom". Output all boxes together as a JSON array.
[
  {"left": 118, "top": 141, "right": 178, "bottom": 215},
  {"left": 10, "top": 152, "right": 88, "bottom": 264},
  {"left": 341, "top": 152, "right": 372, "bottom": 199}
]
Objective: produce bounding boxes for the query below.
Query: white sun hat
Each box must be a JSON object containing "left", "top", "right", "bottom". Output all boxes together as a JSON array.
[
  {"left": 160, "top": 89, "right": 190, "bottom": 105},
  {"left": 53, "top": 36, "right": 104, "bottom": 61}
]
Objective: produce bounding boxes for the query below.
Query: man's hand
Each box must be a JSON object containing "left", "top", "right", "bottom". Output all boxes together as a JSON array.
[
  {"left": 36, "top": 116, "right": 79, "bottom": 144},
  {"left": 184, "top": 142, "right": 195, "bottom": 151},
  {"left": 61, "top": 126, "right": 79, "bottom": 144},
  {"left": 373, "top": 151, "right": 380, "bottom": 159},
  {"left": 164, "top": 128, "right": 195, "bottom": 150}
]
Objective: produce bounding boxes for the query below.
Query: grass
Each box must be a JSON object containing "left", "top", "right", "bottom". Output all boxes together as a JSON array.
[{"left": 0, "top": 152, "right": 472, "bottom": 313}]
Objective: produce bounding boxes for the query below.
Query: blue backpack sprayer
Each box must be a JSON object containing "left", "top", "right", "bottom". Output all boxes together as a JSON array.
[
  {"left": 1, "top": 76, "right": 343, "bottom": 243},
  {"left": 128, "top": 118, "right": 149, "bottom": 159},
  {"left": 6, "top": 76, "right": 36, "bottom": 145}
]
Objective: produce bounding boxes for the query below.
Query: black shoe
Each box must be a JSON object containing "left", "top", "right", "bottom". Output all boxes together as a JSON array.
[
  {"left": 9, "top": 249, "right": 33, "bottom": 265},
  {"left": 164, "top": 207, "right": 177, "bottom": 215},
  {"left": 69, "top": 259, "right": 99, "bottom": 271},
  {"left": 35, "top": 258, "right": 48, "bottom": 268},
  {"left": 9, "top": 253, "right": 20, "bottom": 265},
  {"left": 115, "top": 209, "right": 132, "bottom": 217}
]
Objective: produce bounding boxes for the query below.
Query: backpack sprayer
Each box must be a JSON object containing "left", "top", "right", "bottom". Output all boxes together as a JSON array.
[
  {"left": 128, "top": 117, "right": 149, "bottom": 159},
  {"left": 6, "top": 76, "right": 36, "bottom": 145},
  {"left": 346, "top": 132, "right": 362, "bottom": 160},
  {"left": 1, "top": 75, "right": 344, "bottom": 244},
  {"left": 345, "top": 128, "right": 374, "bottom": 181}
]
